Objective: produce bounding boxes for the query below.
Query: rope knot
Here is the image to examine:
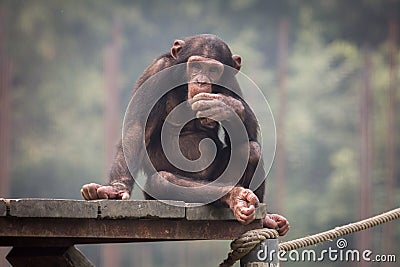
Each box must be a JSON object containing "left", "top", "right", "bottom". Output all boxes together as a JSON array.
[{"left": 220, "top": 228, "right": 278, "bottom": 267}]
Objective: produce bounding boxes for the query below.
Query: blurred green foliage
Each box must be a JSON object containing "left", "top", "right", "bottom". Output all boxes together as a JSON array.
[{"left": 1, "top": 0, "right": 399, "bottom": 266}]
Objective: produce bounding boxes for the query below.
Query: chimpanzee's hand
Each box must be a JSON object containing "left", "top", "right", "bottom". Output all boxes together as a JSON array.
[
  {"left": 81, "top": 183, "right": 130, "bottom": 200},
  {"left": 224, "top": 187, "right": 260, "bottom": 225},
  {"left": 190, "top": 93, "right": 244, "bottom": 122},
  {"left": 262, "top": 213, "right": 290, "bottom": 236}
]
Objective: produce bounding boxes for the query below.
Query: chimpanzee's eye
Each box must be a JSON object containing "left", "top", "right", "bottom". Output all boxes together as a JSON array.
[
  {"left": 209, "top": 66, "right": 218, "bottom": 73},
  {"left": 190, "top": 62, "right": 202, "bottom": 71}
]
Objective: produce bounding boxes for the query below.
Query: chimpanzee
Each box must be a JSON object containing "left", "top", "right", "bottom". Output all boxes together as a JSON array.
[{"left": 81, "top": 34, "right": 289, "bottom": 235}]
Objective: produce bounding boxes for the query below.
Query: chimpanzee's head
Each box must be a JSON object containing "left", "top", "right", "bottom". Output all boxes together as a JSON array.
[{"left": 169, "top": 34, "right": 242, "bottom": 99}]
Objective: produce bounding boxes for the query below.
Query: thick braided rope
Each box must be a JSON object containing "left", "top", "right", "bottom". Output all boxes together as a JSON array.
[
  {"left": 220, "top": 207, "right": 400, "bottom": 267},
  {"left": 220, "top": 228, "right": 279, "bottom": 267},
  {"left": 279, "top": 207, "right": 400, "bottom": 251}
]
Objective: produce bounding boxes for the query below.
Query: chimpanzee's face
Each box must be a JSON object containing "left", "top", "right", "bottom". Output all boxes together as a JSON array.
[{"left": 186, "top": 55, "right": 224, "bottom": 99}]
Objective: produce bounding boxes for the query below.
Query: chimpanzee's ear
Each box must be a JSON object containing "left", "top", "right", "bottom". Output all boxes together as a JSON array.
[
  {"left": 232, "top": 55, "right": 241, "bottom": 72},
  {"left": 171, "top": 39, "right": 185, "bottom": 59}
]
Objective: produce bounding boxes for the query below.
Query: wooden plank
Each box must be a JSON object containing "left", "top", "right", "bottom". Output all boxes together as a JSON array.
[
  {"left": 0, "top": 217, "right": 262, "bottom": 246},
  {"left": 185, "top": 203, "right": 235, "bottom": 220},
  {"left": 0, "top": 198, "right": 6, "bottom": 217},
  {"left": 6, "top": 246, "right": 94, "bottom": 267},
  {"left": 1, "top": 199, "right": 268, "bottom": 265},
  {"left": 185, "top": 203, "right": 267, "bottom": 220},
  {"left": 99, "top": 200, "right": 185, "bottom": 219},
  {"left": 9, "top": 199, "right": 98, "bottom": 218},
  {"left": 6, "top": 199, "right": 266, "bottom": 220}
]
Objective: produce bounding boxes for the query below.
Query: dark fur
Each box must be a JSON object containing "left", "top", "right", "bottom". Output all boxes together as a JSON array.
[{"left": 108, "top": 34, "right": 265, "bottom": 202}]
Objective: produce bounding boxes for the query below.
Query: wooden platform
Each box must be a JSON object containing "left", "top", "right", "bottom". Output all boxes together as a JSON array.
[{"left": 0, "top": 198, "right": 266, "bottom": 266}]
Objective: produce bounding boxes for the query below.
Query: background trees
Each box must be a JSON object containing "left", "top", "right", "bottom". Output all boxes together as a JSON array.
[{"left": 1, "top": 1, "right": 399, "bottom": 266}]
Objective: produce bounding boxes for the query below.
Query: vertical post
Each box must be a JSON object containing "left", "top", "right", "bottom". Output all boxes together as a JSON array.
[
  {"left": 357, "top": 48, "right": 372, "bottom": 266},
  {"left": 384, "top": 16, "right": 398, "bottom": 254},
  {"left": 103, "top": 17, "right": 122, "bottom": 267},
  {"left": 240, "top": 239, "right": 280, "bottom": 267},
  {"left": 104, "top": 18, "right": 122, "bottom": 170},
  {"left": 0, "top": 6, "right": 12, "bottom": 267},
  {"left": 6, "top": 246, "right": 94, "bottom": 267},
  {"left": 276, "top": 17, "right": 289, "bottom": 213},
  {"left": 0, "top": 5, "right": 11, "bottom": 205}
]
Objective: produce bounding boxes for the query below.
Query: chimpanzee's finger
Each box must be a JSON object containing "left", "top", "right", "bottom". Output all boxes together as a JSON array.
[
  {"left": 278, "top": 223, "right": 290, "bottom": 236},
  {"left": 243, "top": 189, "right": 259, "bottom": 207},
  {"left": 97, "top": 186, "right": 117, "bottom": 199},
  {"left": 237, "top": 208, "right": 256, "bottom": 225},
  {"left": 85, "top": 183, "right": 100, "bottom": 200},
  {"left": 191, "top": 99, "right": 218, "bottom": 111},
  {"left": 121, "top": 192, "right": 130, "bottom": 200},
  {"left": 262, "top": 216, "right": 278, "bottom": 229},
  {"left": 81, "top": 188, "right": 89, "bottom": 200},
  {"left": 241, "top": 204, "right": 256, "bottom": 216},
  {"left": 196, "top": 107, "right": 224, "bottom": 119},
  {"left": 190, "top": 92, "right": 217, "bottom": 102}
]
